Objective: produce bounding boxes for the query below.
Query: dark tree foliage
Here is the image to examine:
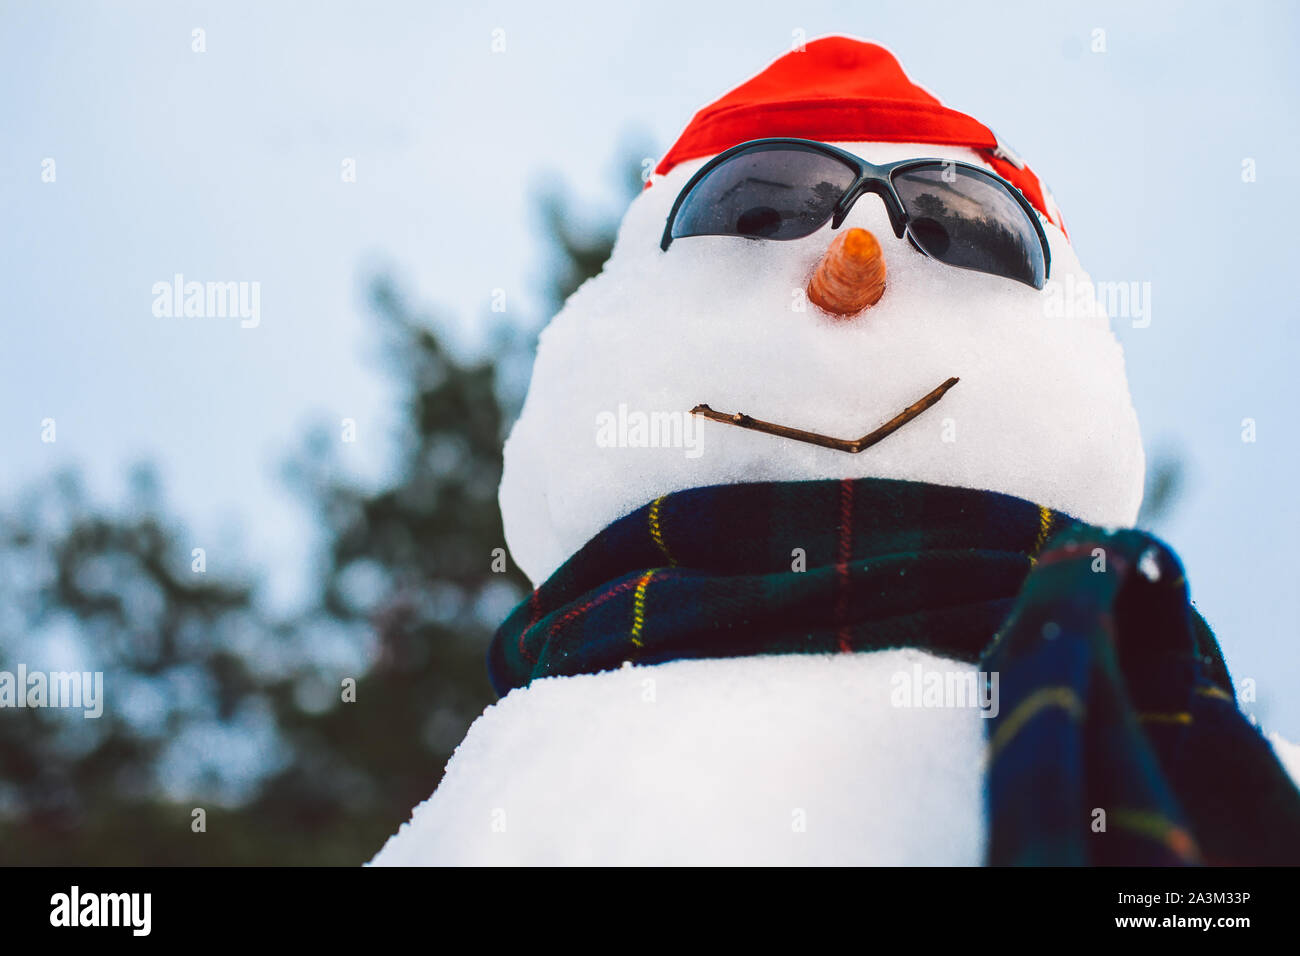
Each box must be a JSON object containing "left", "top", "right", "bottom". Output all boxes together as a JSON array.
[
  {"left": 1137, "top": 450, "right": 1184, "bottom": 531},
  {"left": 0, "top": 156, "right": 641, "bottom": 865}
]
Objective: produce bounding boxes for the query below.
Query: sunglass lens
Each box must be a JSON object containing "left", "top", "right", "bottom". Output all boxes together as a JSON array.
[
  {"left": 670, "top": 147, "right": 857, "bottom": 244},
  {"left": 891, "top": 164, "right": 1046, "bottom": 288}
]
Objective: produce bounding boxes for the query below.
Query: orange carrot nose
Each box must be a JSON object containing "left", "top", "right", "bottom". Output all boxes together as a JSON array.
[{"left": 807, "top": 227, "right": 886, "bottom": 318}]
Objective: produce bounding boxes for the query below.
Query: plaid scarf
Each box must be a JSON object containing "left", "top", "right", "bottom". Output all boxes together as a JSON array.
[{"left": 490, "top": 477, "right": 1300, "bottom": 865}]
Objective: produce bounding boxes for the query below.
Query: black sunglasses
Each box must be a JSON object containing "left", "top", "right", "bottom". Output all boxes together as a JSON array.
[{"left": 660, "top": 137, "right": 1051, "bottom": 289}]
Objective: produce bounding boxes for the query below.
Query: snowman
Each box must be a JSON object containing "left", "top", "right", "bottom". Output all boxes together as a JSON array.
[{"left": 372, "top": 36, "right": 1300, "bottom": 866}]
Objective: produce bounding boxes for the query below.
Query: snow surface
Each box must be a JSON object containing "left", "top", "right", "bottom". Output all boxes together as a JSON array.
[
  {"left": 500, "top": 141, "right": 1145, "bottom": 586},
  {"left": 369, "top": 650, "right": 988, "bottom": 866},
  {"left": 1268, "top": 731, "right": 1300, "bottom": 788}
]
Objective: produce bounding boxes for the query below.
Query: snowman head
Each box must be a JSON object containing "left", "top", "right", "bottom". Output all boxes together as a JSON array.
[{"left": 501, "top": 36, "right": 1144, "bottom": 585}]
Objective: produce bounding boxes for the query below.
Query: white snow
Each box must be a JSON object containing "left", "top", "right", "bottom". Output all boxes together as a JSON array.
[
  {"left": 499, "top": 141, "right": 1145, "bottom": 586},
  {"left": 369, "top": 649, "right": 987, "bottom": 866},
  {"left": 1268, "top": 731, "right": 1300, "bottom": 790},
  {"left": 1138, "top": 547, "right": 1162, "bottom": 582}
]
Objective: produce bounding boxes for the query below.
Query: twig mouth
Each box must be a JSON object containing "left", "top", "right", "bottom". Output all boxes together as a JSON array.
[{"left": 690, "top": 377, "right": 959, "bottom": 454}]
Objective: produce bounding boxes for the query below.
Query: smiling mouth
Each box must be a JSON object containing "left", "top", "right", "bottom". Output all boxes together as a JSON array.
[{"left": 689, "top": 377, "right": 959, "bottom": 454}]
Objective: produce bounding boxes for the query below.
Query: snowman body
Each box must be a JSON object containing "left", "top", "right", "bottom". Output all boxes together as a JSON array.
[
  {"left": 369, "top": 132, "right": 1149, "bottom": 865},
  {"left": 370, "top": 650, "right": 986, "bottom": 865}
]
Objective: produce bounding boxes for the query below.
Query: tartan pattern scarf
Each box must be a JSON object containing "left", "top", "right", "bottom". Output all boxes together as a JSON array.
[{"left": 489, "top": 477, "right": 1300, "bottom": 865}]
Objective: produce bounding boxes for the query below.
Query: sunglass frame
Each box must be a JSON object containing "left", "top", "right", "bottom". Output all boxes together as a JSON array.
[{"left": 658, "top": 137, "right": 1051, "bottom": 285}]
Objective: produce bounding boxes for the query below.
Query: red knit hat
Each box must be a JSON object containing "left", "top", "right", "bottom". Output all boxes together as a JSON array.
[{"left": 653, "top": 36, "right": 1066, "bottom": 235}]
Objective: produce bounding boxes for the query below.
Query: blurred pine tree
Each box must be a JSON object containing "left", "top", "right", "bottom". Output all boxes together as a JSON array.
[{"left": 0, "top": 152, "right": 643, "bottom": 865}]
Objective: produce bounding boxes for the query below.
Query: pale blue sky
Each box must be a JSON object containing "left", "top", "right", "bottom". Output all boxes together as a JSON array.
[{"left": 2, "top": 0, "right": 1298, "bottom": 732}]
